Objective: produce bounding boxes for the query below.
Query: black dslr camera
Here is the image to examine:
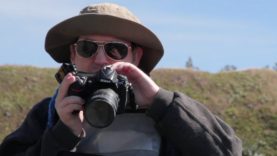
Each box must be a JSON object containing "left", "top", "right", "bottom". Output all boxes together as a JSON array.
[{"left": 55, "top": 63, "right": 137, "bottom": 128}]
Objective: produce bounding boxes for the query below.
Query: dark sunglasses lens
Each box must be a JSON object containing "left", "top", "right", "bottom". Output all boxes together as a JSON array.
[
  {"left": 76, "top": 41, "right": 98, "bottom": 57},
  {"left": 105, "top": 43, "right": 128, "bottom": 60}
]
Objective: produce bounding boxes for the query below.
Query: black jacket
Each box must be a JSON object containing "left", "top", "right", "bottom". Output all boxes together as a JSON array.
[{"left": 0, "top": 89, "right": 242, "bottom": 156}]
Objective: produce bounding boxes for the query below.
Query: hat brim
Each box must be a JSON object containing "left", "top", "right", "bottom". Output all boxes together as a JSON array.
[{"left": 45, "top": 14, "right": 164, "bottom": 74}]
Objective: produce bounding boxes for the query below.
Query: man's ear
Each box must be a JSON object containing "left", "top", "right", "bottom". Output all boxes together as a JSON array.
[{"left": 133, "top": 47, "right": 143, "bottom": 66}]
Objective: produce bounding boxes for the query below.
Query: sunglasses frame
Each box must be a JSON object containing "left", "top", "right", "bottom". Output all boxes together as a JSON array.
[{"left": 73, "top": 40, "right": 132, "bottom": 61}]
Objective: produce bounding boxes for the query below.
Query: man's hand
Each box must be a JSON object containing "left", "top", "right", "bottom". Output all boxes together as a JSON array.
[
  {"left": 55, "top": 73, "right": 85, "bottom": 137},
  {"left": 111, "top": 62, "right": 159, "bottom": 108}
]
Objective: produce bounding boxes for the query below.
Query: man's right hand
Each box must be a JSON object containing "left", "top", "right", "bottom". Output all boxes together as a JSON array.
[{"left": 55, "top": 73, "right": 85, "bottom": 137}]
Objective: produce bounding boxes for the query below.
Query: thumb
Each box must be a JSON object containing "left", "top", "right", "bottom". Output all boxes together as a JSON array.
[{"left": 56, "top": 73, "right": 76, "bottom": 102}]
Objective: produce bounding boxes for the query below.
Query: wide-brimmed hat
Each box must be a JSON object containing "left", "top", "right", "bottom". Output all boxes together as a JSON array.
[{"left": 45, "top": 3, "right": 164, "bottom": 74}]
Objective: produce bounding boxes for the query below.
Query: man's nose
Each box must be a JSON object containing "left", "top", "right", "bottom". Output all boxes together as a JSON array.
[{"left": 93, "top": 46, "right": 109, "bottom": 64}]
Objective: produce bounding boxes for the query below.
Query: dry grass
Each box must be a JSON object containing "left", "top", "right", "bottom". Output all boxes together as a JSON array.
[{"left": 1, "top": 66, "right": 276, "bottom": 155}]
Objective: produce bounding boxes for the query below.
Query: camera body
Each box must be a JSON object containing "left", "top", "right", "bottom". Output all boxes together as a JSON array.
[{"left": 55, "top": 63, "right": 137, "bottom": 128}]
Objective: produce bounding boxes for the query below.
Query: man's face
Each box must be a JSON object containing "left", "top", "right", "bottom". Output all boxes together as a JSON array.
[{"left": 70, "top": 35, "right": 142, "bottom": 73}]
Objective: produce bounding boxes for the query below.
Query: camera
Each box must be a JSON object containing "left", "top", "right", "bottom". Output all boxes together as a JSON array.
[{"left": 55, "top": 63, "right": 137, "bottom": 128}]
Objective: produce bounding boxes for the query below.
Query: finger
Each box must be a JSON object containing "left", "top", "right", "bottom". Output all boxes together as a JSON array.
[
  {"left": 111, "top": 62, "right": 143, "bottom": 81},
  {"left": 57, "top": 102, "right": 83, "bottom": 118},
  {"left": 56, "top": 73, "right": 76, "bottom": 102},
  {"left": 56, "top": 96, "right": 84, "bottom": 110},
  {"left": 62, "top": 103, "right": 83, "bottom": 115}
]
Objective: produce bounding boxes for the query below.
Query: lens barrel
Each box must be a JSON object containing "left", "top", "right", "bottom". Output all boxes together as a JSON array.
[{"left": 84, "top": 88, "right": 119, "bottom": 128}]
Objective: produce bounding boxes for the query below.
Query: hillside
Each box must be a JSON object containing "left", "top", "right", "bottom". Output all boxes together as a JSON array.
[{"left": 0, "top": 65, "right": 276, "bottom": 155}]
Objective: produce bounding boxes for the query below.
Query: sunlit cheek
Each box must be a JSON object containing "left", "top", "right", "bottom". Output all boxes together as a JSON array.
[{"left": 127, "top": 52, "right": 136, "bottom": 64}]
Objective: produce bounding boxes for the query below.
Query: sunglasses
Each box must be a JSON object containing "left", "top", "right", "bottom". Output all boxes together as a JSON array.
[{"left": 74, "top": 40, "right": 131, "bottom": 60}]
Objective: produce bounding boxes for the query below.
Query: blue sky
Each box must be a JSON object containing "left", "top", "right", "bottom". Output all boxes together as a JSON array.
[{"left": 1, "top": 0, "right": 276, "bottom": 72}]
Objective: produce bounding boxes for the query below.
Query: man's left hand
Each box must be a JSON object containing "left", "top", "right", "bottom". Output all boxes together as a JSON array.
[{"left": 111, "top": 62, "right": 159, "bottom": 108}]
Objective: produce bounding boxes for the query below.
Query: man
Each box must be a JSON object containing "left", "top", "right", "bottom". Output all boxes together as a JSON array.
[{"left": 0, "top": 3, "right": 242, "bottom": 156}]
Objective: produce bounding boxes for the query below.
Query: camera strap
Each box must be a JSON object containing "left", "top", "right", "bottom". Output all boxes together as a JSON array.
[{"left": 47, "top": 88, "right": 59, "bottom": 128}]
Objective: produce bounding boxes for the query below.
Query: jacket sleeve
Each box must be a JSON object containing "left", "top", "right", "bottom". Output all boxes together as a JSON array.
[
  {"left": 0, "top": 98, "right": 81, "bottom": 156},
  {"left": 147, "top": 88, "right": 242, "bottom": 156}
]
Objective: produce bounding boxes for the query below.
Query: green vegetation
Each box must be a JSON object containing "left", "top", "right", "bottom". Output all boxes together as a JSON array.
[
  {"left": 1, "top": 66, "right": 276, "bottom": 155},
  {"left": 0, "top": 65, "right": 58, "bottom": 140}
]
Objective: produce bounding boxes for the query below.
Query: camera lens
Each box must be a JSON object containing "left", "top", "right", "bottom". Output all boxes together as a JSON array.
[{"left": 84, "top": 88, "right": 119, "bottom": 128}]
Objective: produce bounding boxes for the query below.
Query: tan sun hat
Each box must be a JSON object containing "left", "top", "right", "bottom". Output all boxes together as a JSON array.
[{"left": 45, "top": 3, "right": 164, "bottom": 74}]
